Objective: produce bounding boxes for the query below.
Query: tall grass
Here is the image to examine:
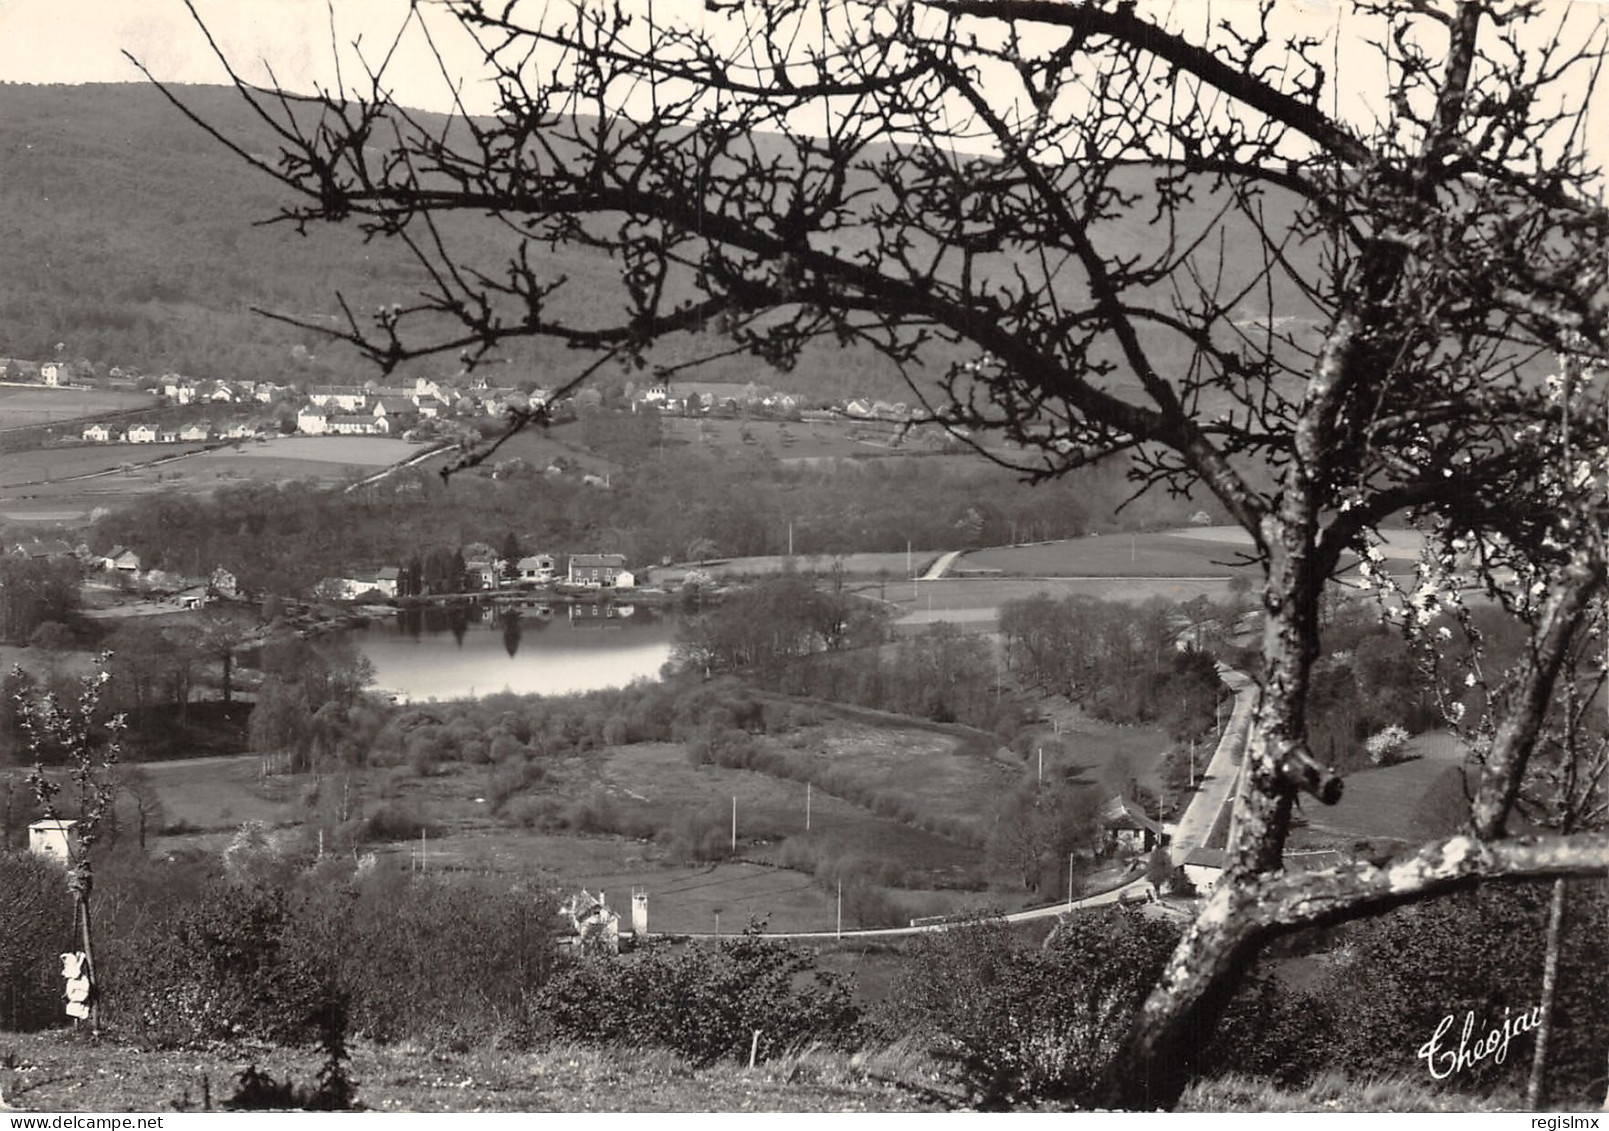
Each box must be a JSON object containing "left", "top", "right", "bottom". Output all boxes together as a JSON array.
[{"left": 1180, "top": 1071, "right": 1527, "bottom": 1113}]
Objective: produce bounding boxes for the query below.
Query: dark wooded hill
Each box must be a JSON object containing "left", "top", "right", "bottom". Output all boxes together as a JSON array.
[{"left": 0, "top": 83, "right": 1325, "bottom": 409}]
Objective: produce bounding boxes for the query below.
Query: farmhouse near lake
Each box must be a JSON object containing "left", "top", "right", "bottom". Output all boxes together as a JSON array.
[{"left": 568, "top": 553, "right": 632, "bottom": 588}]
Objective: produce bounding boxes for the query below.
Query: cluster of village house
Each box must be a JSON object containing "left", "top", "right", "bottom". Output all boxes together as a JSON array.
[
  {"left": 50, "top": 363, "right": 928, "bottom": 445},
  {"left": 317, "top": 553, "right": 634, "bottom": 601},
  {"left": 9, "top": 537, "right": 239, "bottom": 610},
  {"left": 11, "top": 533, "right": 630, "bottom": 610}
]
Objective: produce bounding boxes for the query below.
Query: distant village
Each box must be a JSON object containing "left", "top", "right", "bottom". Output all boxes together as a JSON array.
[
  {"left": 0, "top": 355, "right": 937, "bottom": 446},
  {"left": 2, "top": 358, "right": 958, "bottom": 608}
]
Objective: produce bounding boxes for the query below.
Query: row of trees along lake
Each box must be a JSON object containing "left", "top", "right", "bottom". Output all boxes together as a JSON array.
[{"left": 73, "top": 424, "right": 1222, "bottom": 599}]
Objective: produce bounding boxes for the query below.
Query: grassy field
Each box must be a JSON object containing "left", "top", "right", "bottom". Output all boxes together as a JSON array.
[
  {"left": 192, "top": 435, "right": 423, "bottom": 466},
  {"left": 1290, "top": 731, "right": 1469, "bottom": 849},
  {"left": 1168, "top": 524, "right": 1428, "bottom": 562},
  {"left": 865, "top": 576, "right": 1239, "bottom": 629},
  {"left": 0, "top": 1030, "right": 941, "bottom": 1113},
  {"left": 141, "top": 753, "right": 300, "bottom": 832},
  {"left": 0, "top": 443, "right": 203, "bottom": 488},
  {"left": 653, "top": 551, "right": 939, "bottom": 585},
  {"left": 959, "top": 531, "right": 1263, "bottom": 578},
  {"left": 128, "top": 692, "right": 1062, "bottom": 935},
  {"left": 0, "top": 436, "right": 429, "bottom": 521},
  {"left": 598, "top": 740, "right": 984, "bottom": 875},
  {"left": 662, "top": 415, "right": 922, "bottom": 460},
  {"left": 0, "top": 1029, "right": 1526, "bottom": 1113},
  {"left": 0, "top": 386, "right": 151, "bottom": 429},
  {"left": 418, "top": 425, "right": 619, "bottom": 476},
  {"left": 744, "top": 721, "right": 1018, "bottom": 848}
]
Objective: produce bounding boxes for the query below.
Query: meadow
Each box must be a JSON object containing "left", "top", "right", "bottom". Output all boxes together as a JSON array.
[
  {"left": 1291, "top": 731, "right": 1470, "bottom": 849},
  {"left": 417, "top": 426, "right": 619, "bottom": 477},
  {"left": 0, "top": 436, "right": 430, "bottom": 522},
  {"left": 0, "top": 442, "right": 200, "bottom": 488},
  {"left": 117, "top": 692, "right": 1073, "bottom": 934},
  {"left": 652, "top": 550, "right": 939, "bottom": 585},
  {"left": 959, "top": 531, "right": 1263, "bottom": 578},
  {"left": 0, "top": 1029, "right": 1526, "bottom": 1113},
  {"left": 192, "top": 435, "right": 423, "bottom": 466},
  {"left": 661, "top": 415, "right": 936, "bottom": 460},
  {"left": 0, "top": 386, "right": 151, "bottom": 429},
  {"left": 869, "top": 576, "right": 1238, "bottom": 628}
]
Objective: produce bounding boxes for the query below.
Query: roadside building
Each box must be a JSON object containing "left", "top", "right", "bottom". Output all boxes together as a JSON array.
[
  {"left": 1103, "top": 795, "right": 1165, "bottom": 855},
  {"left": 1182, "top": 847, "right": 1228, "bottom": 893}
]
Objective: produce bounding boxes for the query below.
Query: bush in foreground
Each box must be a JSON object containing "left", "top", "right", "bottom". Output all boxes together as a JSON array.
[
  {"left": 881, "top": 910, "right": 1182, "bottom": 1108},
  {"left": 536, "top": 924, "right": 862, "bottom": 1066}
]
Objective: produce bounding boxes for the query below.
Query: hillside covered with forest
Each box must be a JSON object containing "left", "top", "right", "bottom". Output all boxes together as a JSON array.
[{"left": 0, "top": 83, "right": 962, "bottom": 401}]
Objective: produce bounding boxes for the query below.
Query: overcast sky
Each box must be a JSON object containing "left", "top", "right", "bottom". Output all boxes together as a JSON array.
[{"left": 0, "top": 0, "right": 1603, "bottom": 164}]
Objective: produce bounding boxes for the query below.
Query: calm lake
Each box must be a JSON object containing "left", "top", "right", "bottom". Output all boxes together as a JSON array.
[{"left": 347, "top": 601, "right": 679, "bottom": 701}]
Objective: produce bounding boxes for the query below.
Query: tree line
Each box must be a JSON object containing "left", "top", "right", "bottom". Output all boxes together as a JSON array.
[
  {"left": 999, "top": 593, "right": 1224, "bottom": 739},
  {"left": 82, "top": 425, "right": 1212, "bottom": 598}
]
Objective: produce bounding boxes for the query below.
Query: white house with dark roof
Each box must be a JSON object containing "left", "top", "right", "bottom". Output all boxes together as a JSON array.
[
  {"left": 308, "top": 386, "right": 370, "bottom": 411},
  {"left": 568, "top": 553, "right": 628, "bottom": 587}
]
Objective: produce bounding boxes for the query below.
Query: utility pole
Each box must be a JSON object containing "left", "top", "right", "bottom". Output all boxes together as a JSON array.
[
  {"left": 1189, "top": 738, "right": 1196, "bottom": 789},
  {"left": 788, "top": 521, "right": 793, "bottom": 557},
  {"left": 1038, "top": 747, "right": 1043, "bottom": 784},
  {"left": 836, "top": 878, "right": 843, "bottom": 939},
  {"left": 806, "top": 782, "right": 811, "bottom": 831},
  {"left": 731, "top": 795, "right": 737, "bottom": 853},
  {"left": 1068, "top": 852, "right": 1075, "bottom": 911}
]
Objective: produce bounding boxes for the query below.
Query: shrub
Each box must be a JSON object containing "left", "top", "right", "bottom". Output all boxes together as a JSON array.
[
  {"left": 485, "top": 733, "right": 524, "bottom": 759},
  {"left": 0, "top": 851, "right": 72, "bottom": 1031},
  {"left": 361, "top": 802, "right": 438, "bottom": 844},
  {"left": 115, "top": 880, "right": 330, "bottom": 1046},
  {"left": 665, "top": 802, "right": 735, "bottom": 863},
  {"left": 1364, "top": 725, "right": 1410, "bottom": 766},
  {"left": 103, "top": 860, "right": 559, "bottom": 1048},
  {"left": 882, "top": 910, "right": 1180, "bottom": 1108},
  {"left": 486, "top": 757, "right": 545, "bottom": 810},
  {"left": 536, "top": 924, "right": 861, "bottom": 1066},
  {"left": 563, "top": 789, "right": 618, "bottom": 835}
]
